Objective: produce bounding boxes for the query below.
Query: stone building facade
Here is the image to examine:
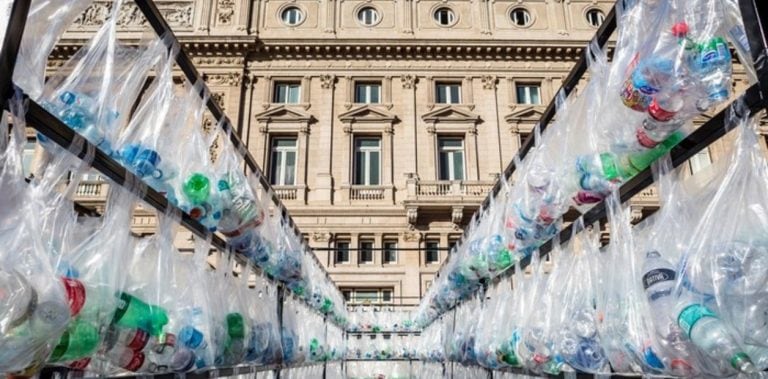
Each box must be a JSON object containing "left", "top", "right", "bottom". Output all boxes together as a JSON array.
[{"left": 37, "top": 0, "right": 757, "bottom": 307}]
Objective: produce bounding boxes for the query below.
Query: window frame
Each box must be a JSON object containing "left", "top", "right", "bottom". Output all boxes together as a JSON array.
[
  {"left": 269, "top": 136, "right": 298, "bottom": 186},
  {"left": 688, "top": 147, "right": 713, "bottom": 175},
  {"left": 353, "top": 136, "right": 382, "bottom": 186},
  {"left": 425, "top": 241, "right": 440, "bottom": 264},
  {"left": 437, "top": 137, "right": 466, "bottom": 181},
  {"left": 335, "top": 241, "right": 351, "bottom": 264},
  {"left": 280, "top": 6, "right": 305, "bottom": 26},
  {"left": 273, "top": 81, "right": 302, "bottom": 104},
  {"left": 516, "top": 83, "right": 542, "bottom": 105},
  {"left": 382, "top": 240, "right": 398, "bottom": 264},
  {"left": 586, "top": 9, "right": 605, "bottom": 27},
  {"left": 359, "top": 239, "right": 375, "bottom": 264},
  {"left": 357, "top": 6, "right": 381, "bottom": 27},
  {"left": 354, "top": 82, "right": 382, "bottom": 104},
  {"left": 435, "top": 82, "right": 462, "bottom": 104},
  {"left": 510, "top": 7, "right": 532, "bottom": 27},
  {"left": 433, "top": 7, "right": 457, "bottom": 27}
]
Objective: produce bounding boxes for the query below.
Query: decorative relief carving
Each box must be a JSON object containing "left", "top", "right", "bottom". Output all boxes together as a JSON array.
[
  {"left": 451, "top": 206, "right": 464, "bottom": 225},
  {"left": 73, "top": 2, "right": 193, "bottom": 29},
  {"left": 210, "top": 92, "right": 226, "bottom": 111},
  {"left": 401, "top": 74, "right": 416, "bottom": 89},
  {"left": 216, "top": 0, "right": 235, "bottom": 25},
  {"left": 312, "top": 232, "right": 332, "bottom": 242},
  {"left": 319, "top": 74, "right": 335, "bottom": 89},
  {"left": 204, "top": 73, "right": 242, "bottom": 87},
  {"left": 193, "top": 57, "right": 245, "bottom": 66},
  {"left": 406, "top": 207, "right": 418, "bottom": 225},
  {"left": 481, "top": 75, "right": 497, "bottom": 90},
  {"left": 403, "top": 229, "right": 420, "bottom": 241}
]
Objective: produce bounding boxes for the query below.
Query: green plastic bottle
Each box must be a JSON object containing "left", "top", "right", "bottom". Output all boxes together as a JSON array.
[
  {"left": 112, "top": 292, "right": 169, "bottom": 337},
  {"left": 601, "top": 131, "right": 684, "bottom": 181},
  {"left": 183, "top": 173, "right": 211, "bottom": 204},
  {"left": 49, "top": 318, "right": 100, "bottom": 363}
]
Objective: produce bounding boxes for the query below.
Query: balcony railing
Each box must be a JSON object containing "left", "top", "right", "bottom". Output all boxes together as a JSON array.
[
  {"left": 75, "top": 180, "right": 108, "bottom": 201},
  {"left": 350, "top": 185, "right": 387, "bottom": 201},
  {"left": 274, "top": 185, "right": 300, "bottom": 201},
  {"left": 411, "top": 180, "right": 494, "bottom": 200}
]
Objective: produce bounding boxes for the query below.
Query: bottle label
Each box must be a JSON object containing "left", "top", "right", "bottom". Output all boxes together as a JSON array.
[
  {"left": 113, "top": 292, "right": 131, "bottom": 323},
  {"left": 127, "top": 329, "right": 150, "bottom": 351},
  {"left": 123, "top": 351, "right": 146, "bottom": 372},
  {"left": 61, "top": 277, "right": 86, "bottom": 317},
  {"left": 642, "top": 268, "right": 676, "bottom": 290},
  {"left": 69, "top": 358, "right": 91, "bottom": 370},
  {"left": 677, "top": 304, "right": 716, "bottom": 337}
]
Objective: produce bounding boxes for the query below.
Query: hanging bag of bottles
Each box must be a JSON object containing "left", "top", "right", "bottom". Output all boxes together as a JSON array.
[
  {"left": 675, "top": 111, "right": 768, "bottom": 376},
  {"left": 0, "top": 97, "right": 71, "bottom": 375},
  {"left": 14, "top": 0, "right": 92, "bottom": 100},
  {"left": 39, "top": 0, "right": 156, "bottom": 156}
]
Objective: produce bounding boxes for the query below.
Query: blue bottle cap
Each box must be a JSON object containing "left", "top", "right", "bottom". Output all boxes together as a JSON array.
[{"left": 179, "top": 325, "right": 205, "bottom": 349}]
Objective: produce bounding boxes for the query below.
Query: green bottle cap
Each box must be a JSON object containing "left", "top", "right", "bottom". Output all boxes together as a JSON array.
[
  {"left": 50, "top": 319, "right": 100, "bottom": 362},
  {"left": 183, "top": 173, "right": 211, "bottom": 204},
  {"left": 731, "top": 352, "right": 756, "bottom": 373},
  {"left": 627, "top": 130, "right": 684, "bottom": 174},
  {"left": 226, "top": 312, "right": 245, "bottom": 339},
  {"left": 494, "top": 248, "right": 514, "bottom": 271}
]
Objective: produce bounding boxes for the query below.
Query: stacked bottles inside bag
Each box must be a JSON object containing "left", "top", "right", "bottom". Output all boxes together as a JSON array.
[
  {"left": 346, "top": 308, "right": 417, "bottom": 334},
  {"left": 0, "top": 0, "right": 347, "bottom": 375},
  {"left": 346, "top": 333, "right": 419, "bottom": 361},
  {"left": 414, "top": 0, "right": 753, "bottom": 328}
]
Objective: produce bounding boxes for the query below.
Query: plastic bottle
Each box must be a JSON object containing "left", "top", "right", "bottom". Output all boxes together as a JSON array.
[
  {"left": 103, "top": 325, "right": 154, "bottom": 352},
  {"left": 112, "top": 292, "right": 169, "bottom": 337},
  {"left": 48, "top": 318, "right": 100, "bottom": 363},
  {"left": 689, "top": 36, "right": 732, "bottom": 110},
  {"left": 677, "top": 303, "right": 756, "bottom": 374},
  {"left": 104, "top": 345, "right": 158, "bottom": 372}
]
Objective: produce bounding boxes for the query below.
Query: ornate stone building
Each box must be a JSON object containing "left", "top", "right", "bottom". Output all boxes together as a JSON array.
[{"left": 37, "top": 0, "right": 756, "bottom": 307}]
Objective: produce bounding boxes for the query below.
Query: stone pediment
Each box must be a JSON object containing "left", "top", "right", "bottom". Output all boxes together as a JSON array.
[
  {"left": 421, "top": 105, "right": 481, "bottom": 124},
  {"left": 339, "top": 105, "right": 398, "bottom": 123},
  {"left": 255, "top": 105, "right": 314, "bottom": 123},
  {"left": 504, "top": 106, "right": 545, "bottom": 123}
]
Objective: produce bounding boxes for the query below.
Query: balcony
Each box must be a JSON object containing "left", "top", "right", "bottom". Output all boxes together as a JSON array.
[
  {"left": 75, "top": 180, "right": 108, "bottom": 202},
  {"left": 630, "top": 185, "right": 659, "bottom": 208},
  {"left": 339, "top": 184, "right": 393, "bottom": 204},
  {"left": 406, "top": 179, "right": 494, "bottom": 204},
  {"left": 273, "top": 185, "right": 306, "bottom": 203}
]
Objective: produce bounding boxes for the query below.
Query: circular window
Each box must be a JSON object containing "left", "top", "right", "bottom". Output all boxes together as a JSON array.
[
  {"left": 510, "top": 8, "right": 532, "bottom": 27},
  {"left": 281, "top": 6, "right": 304, "bottom": 26},
  {"left": 433, "top": 7, "right": 456, "bottom": 27},
  {"left": 586, "top": 9, "right": 605, "bottom": 27},
  {"left": 357, "top": 7, "right": 380, "bottom": 26}
]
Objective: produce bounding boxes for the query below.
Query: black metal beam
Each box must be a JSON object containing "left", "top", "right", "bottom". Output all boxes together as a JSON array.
[{"left": 0, "top": 0, "right": 30, "bottom": 110}]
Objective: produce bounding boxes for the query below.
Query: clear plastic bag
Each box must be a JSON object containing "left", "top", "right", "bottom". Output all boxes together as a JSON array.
[
  {"left": 39, "top": 2, "right": 156, "bottom": 156},
  {"left": 552, "top": 219, "right": 609, "bottom": 374},
  {"left": 674, "top": 112, "right": 768, "bottom": 376},
  {"left": 0, "top": 97, "right": 70, "bottom": 374},
  {"left": 14, "top": 0, "right": 93, "bottom": 100}
]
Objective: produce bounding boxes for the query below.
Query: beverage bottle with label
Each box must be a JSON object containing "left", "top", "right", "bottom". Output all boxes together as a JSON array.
[
  {"left": 677, "top": 302, "right": 756, "bottom": 374},
  {"left": 48, "top": 318, "right": 100, "bottom": 363}
]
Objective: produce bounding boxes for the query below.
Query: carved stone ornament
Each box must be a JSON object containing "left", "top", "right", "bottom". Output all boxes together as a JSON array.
[
  {"left": 481, "top": 75, "right": 497, "bottom": 90},
  {"left": 320, "top": 74, "right": 336, "bottom": 89},
  {"left": 217, "top": 0, "right": 235, "bottom": 25},
  {"left": 204, "top": 73, "right": 242, "bottom": 87},
  {"left": 211, "top": 92, "right": 226, "bottom": 111},
  {"left": 451, "top": 206, "right": 464, "bottom": 225},
  {"left": 403, "top": 230, "right": 420, "bottom": 242},
  {"left": 401, "top": 74, "right": 416, "bottom": 89},
  {"left": 406, "top": 207, "right": 418, "bottom": 225},
  {"left": 73, "top": 1, "right": 193, "bottom": 28},
  {"left": 312, "top": 232, "right": 332, "bottom": 242}
]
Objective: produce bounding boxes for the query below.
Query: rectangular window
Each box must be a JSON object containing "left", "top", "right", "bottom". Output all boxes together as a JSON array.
[
  {"left": 516, "top": 84, "right": 541, "bottom": 105},
  {"left": 354, "top": 82, "right": 381, "bottom": 104},
  {"left": 448, "top": 239, "right": 458, "bottom": 253},
  {"left": 355, "top": 290, "right": 379, "bottom": 304},
  {"left": 269, "top": 137, "right": 297, "bottom": 186},
  {"left": 22, "top": 139, "right": 35, "bottom": 177},
  {"left": 383, "top": 240, "right": 398, "bottom": 264},
  {"left": 382, "top": 290, "right": 392, "bottom": 303},
  {"left": 438, "top": 138, "right": 465, "bottom": 181},
  {"left": 425, "top": 241, "right": 440, "bottom": 264},
  {"left": 342, "top": 288, "right": 395, "bottom": 304},
  {"left": 435, "top": 82, "right": 461, "bottom": 104},
  {"left": 354, "top": 137, "right": 381, "bottom": 185},
  {"left": 335, "top": 241, "right": 350, "bottom": 264},
  {"left": 273, "top": 82, "right": 301, "bottom": 104},
  {"left": 342, "top": 290, "right": 352, "bottom": 302},
  {"left": 689, "top": 148, "right": 712, "bottom": 175},
  {"left": 359, "top": 240, "right": 374, "bottom": 264}
]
